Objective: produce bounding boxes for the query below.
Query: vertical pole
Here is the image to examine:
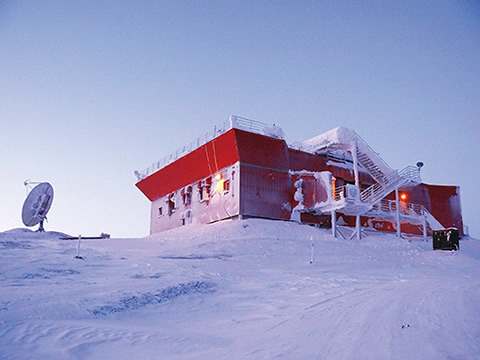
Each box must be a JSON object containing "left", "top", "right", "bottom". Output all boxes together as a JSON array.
[
  {"left": 351, "top": 138, "right": 361, "bottom": 240},
  {"left": 422, "top": 208, "right": 427, "bottom": 241},
  {"left": 310, "top": 242, "right": 315, "bottom": 263},
  {"left": 355, "top": 216, "right": 361, "bottom": 240},
  {"left": 352, "top": 138, "right": 360, "bottom": 189},
  {"left": 395, "top": 188, "right": 401, "bottom": 238},
  {"left": 76, "top": 235, "right": 82, "bottom": 258},
  {"left": 331, "top": 210, "right": 337, "bottom": 238}
]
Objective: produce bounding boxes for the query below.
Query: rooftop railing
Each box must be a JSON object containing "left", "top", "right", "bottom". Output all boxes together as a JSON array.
[{"left": 134, "top": 115, "right": 274, "bottom": 182}]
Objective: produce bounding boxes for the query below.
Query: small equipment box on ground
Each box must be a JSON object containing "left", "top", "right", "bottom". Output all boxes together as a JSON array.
[{"left": 433, "top": 228, "right": 459, "bottom": 251}]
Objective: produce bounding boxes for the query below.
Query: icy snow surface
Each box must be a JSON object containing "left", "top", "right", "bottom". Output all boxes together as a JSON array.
[
  {"left": 302, "top": 127, "right": 356, "bottom": 153},
  {"left": 1, "top": 221, "right": 479, "bottom": 360}
]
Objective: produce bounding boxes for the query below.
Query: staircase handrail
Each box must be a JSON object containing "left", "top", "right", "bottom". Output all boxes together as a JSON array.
[
  {"left": 359, "top": 169, "right": 400, "bottom": 203},
  {"left": 328, "top": 165, "right": 420, "bottom": 212},
  {"left": 398, "top": 165, "right": 422, "bottom": 184},
  {"left": 359, "top": 165, "right": 421, "bottom": 204}
]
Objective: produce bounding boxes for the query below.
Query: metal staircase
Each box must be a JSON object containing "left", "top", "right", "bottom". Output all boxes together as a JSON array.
[
  {"left": 302, "top": 126, "right": 447, "bottom": 239},
  {"left": 359, "top": 166, "right": 421, "bottom": 206},
  {"left": 356, "top": 152, "right": 387, "bottom": 182},
  {"left": 301, "top": 127, "right": 444, "bottom": 236},
  {"left": 330, "top": 166, "right": 420, "bottom": 216},
  {"left": 302, "top": 127, "right": 395, "bottom": 182},
  {"left": 302, "top": 127, "right": 422, "bottom": 216}
]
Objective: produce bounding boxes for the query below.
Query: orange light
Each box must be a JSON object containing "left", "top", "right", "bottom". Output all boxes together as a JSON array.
[
  {"left": 216, "top": 179, "right": 224, "bottom": 193},
  {"left": 215, "top": 173, "right": 222, "bottom": 181},
  {"left": 400, "top": 193, "right": 407, "bottom": 201}
]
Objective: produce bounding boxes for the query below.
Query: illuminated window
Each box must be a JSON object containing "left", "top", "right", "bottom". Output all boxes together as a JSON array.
[
  {"left": 223, "top": 179, "right": 230, "bottom": 193},
  {"left": 204, "top": 178, "right": 212, "bottom": 200},
  {"left": 332, "top": 177, "right": 337, "bottom": 199},
  {"left": 198, "top": 178, "right": 212, "bottom": 202}
]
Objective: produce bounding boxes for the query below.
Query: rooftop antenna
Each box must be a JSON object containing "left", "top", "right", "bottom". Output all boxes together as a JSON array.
[{"left": 22, "top": 180, "right": 54, "bottom": 232}]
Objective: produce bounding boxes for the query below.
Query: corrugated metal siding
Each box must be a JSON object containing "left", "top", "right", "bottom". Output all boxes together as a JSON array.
[
  {"left": 239, "top": 165, "right": 292, "bottom": 220},
  {"left": 424, "top": 184, "right": 463, "bottom": 236},
  {"left": 235, "top": 129, "right": 289, "bottom": 170},
  {"left": 288, "top": 148, "right": 328, "bottom": 172}
]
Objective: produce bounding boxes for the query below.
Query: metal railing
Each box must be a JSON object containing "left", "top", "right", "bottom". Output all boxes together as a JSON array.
[
  {"left": 231, "top": 115, "right": 271, "bottom": 134},
  {"left": 371, "top": 198, "right": 424, "bottom": 216},
  {"left": 332, "top": 185, "right": 442, "bottom": 233},
  {"left": 330, "top": 166, "right": 421, "bottom": 213},
  {"left": 135, "top": 115, "right": 273, "bottom": 182},
  {"left": 333, "top": 185, "right": 345, "bottom": 201},
  {"left": 359, "top": 166, "right": 420, "bottom": 204}
]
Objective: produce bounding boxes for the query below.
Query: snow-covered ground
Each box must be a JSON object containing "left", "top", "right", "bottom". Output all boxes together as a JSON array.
[{"left": 1, "top": 219, "right": 479, "bottom": 360}]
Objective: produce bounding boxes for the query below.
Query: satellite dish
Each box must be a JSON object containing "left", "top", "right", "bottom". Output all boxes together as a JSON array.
[{"left": 21, "top": 182, "right": 54, "bottom": 232}]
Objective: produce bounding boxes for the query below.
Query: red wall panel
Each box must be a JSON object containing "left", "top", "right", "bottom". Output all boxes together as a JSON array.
[
  {"left": 424, "top": 184, "right": 463, "bottom": 236},
  {"left": 288, "top": 148, "right": 328, "bottom": 172},
  {"left": 288, "top": 148, "right": 374, "bottom": 185},
  {"left": 239, "top": 165, "right": 292, "bottom": 220},
  {"left": 235, "top": 130, "right": 289, "bottom": 170},
  {"left": 136, "top": 129, "right": 239, "bottom": 201}
]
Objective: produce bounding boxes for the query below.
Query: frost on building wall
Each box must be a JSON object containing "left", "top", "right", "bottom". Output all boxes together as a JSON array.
[{"left": 135, "top": 116, "right": 464, "bottom": 237}]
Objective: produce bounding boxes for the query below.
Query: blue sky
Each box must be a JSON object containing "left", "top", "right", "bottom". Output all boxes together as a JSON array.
[{"left": 1, "top": 1, "right": 479, "bottom": 237}]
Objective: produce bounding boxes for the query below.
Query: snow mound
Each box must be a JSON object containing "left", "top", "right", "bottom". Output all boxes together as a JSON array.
[{"left": 0, "top": 228, "right": 72, "bottom": 239}]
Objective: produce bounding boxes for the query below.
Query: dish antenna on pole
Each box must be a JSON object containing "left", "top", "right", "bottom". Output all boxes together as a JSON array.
[{"left": 22, "top": 180, "right": 54, "bottom": 232}]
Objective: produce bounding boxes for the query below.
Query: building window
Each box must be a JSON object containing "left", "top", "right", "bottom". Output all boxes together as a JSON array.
[
  {"left": 198, "top": 178, "right": 212, "bottom": 202},
  {"left": 223, "top": 179, "right": 230, "bottom": 193},
  {"left": 158, "top": 207, "right": 163, "bottom": 217},
  {"left": 197, "top": 182, "right": 204, "bottom": 202},
  {"left": 181, "top": 209, "right": 192, "bottom": 226},
  {"left": 183, "top": 186, "right": 192, "bottom": 205},
  {"left": 167, "top": 193, "right": 176, "bottom": 215}
]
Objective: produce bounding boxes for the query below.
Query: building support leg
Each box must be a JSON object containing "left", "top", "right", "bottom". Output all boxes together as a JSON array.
[
  {"left": 351, "top": 138, "right": 361, "bottom": 240},
  {"left": 356, "top": 215, "right": 361, "bottom": 240},
  {"left": 422, "top": 208, "right": 427, "bottom": 241},
  {"left": 331, "top": 210, "right": 337, "bottom": 238},
  {"left": 395, "top": 188, "right": 401, "bottom": 238}
]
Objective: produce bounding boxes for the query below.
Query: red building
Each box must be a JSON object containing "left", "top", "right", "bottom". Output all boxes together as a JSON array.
[{"left": 135, "top": 116, "right": 463, "bottom": 238}]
